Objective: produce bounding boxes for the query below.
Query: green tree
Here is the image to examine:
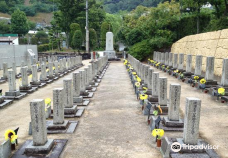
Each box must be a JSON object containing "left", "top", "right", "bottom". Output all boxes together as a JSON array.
[
  {"left": 0, "top": 1, "right": 8, "bottom": 13},
  {"left": 10, "top": 9, "right": 29, "bottom": 36},
  {"left": 72, "top": 30, "right": 82, "bottom": 50},
  {"left": 0, "top": 20, "right": 11, "bottom": 34},
  {"left": 89, "top": 28, "right": 97, "bottom": 50},
  {"left": 35, "top": 31, "right": 48, "bottom": 40},
  {"left": 69, "top": 23, "right": 81, "bottom": 48}
]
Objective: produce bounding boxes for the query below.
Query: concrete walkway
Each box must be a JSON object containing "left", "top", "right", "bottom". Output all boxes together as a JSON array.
[{"left": 60, "top": 61, "right": 161, "bottom": 158}]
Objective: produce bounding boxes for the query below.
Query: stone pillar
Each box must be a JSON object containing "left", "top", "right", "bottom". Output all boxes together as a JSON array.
[
  {"left": 80, "top": 70, "right": 86, "bottom": 92},
  {"left": 54, "top": 61, "right": 59, "bottom": 75},
  {"left": 12, "top": 62, "right": 17, "bottom": 76},
  {"left": 173, "top": 54, "right": 178, "bottom": 69},
  {"left": 8, "top": 70, "right": 16, "bottom": 92},
  {"left": 30, "top": 99, "right": 47, "bottom": 145},
  {"left": 40, "top": 64, "right": 47, "bottom": 81},
  {"left": 158, "top": 77, "right": 167, "bottom": 105},
  {"left": 84, "top": 67, "right": 89, "bottom": 86},
  {"left": 161, "top": 53, "right": 165, "bottom": 64},
  {"left": 168, "top": 84, "right": 181, "bottom": 121},
  {"left": 63, "top": 79, "right": 73, "bottom": 108},
  {"left": 195, "top": 55, "right": 202, "bottom": 76},
  {"left": 221, "top": 58, "right": 228, "bottom": 86},
  {"left": 183, "top": 97, "right": 201, "bottom": 145},
  {"left": 148, "top": 68, "right": 154, "bottom": 90},
  {"left": 28, "top": 59, "right": 32, "bottom": 71},
  {"left": 165, "top": 52, "right": 169, "bottom": 65},
  {"left": 53, "top": 88, "right": 64, "bottom": 124},
  {"left": 73, "top": 72, "right": 81, "bottom": 98},
  {"left": 205, "top": 57, "right": 214, "bottom": 81},
  {"left": 32, "top": 65, "right": 38, "bottom": 83},
  {"left": 48, "top": 62, "right": 54, "bottom": 78},
  {"left": 178, "top": 53, "right": 184, "bottom": 70},
  {"left": 21, "top": 66, "right": 29, "bottom": 87},
  {"left": 169, "top": 53, "right": 173, "bottom": 67},
  {"left": 153, "top": 51, "right": 157, "bottom": 61},
  {"left": 186, "top": 55, "right": 192, "bottom": 72},
  {"left": 88, "top": 64, "right": 92, "bottom": 82},
  {"left": 2, "top": 62, "right": 8, "bottom": 79},
  {"left": 152, "top": 72, "right": 159, "bottom": 96}
]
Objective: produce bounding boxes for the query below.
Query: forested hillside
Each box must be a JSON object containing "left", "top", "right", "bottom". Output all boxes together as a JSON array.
[{"left": 98, "top": 0, "right": 164, "bottom": 13}]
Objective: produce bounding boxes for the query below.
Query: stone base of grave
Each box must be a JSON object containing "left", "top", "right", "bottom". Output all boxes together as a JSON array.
[
  {"left": 160, "top": 137, "right": 219, "bottom": 158},
  {"left": 64, "top": 105, "right": 77, "bottom": 115},
  {"left": 19, "top": 86, "right": 37, "bottom": 94},
  {"left": 148, "top": 96, "right": 158, "bottom": 103},
  {"left": 53, "top": 76, "right": 59, "bottom": 80},
  {"left": 47, "top": 120, "right": 78, "bottom": 134},
  {"left": 81, "top": 91, "right": 94, "bottom": 98},
  {"left": 24, "top": 139, "right": 54, "bottom": 155},
  {"left": 59, "top": 73, "right": 64, "bottom": 77},
  {"left": 40, "top": 78, "right": 49, "bottom": 83},
  {"left": 146, "top": 89, "right": 152, "bottom": 95},
  {"left": 74, "top": 97, "right": 90, "bottom": 106},
  {"left": 0, "top": 96, "right": 13, "bottom": 109},
  {"left": 159, "top": 117, "right": 184, "bottom": 131},
  {"left": 86, "top": 86, "right": 97, "bottom": 92},
  {"left": 63, "top": 106, "right": 85, "bottom": 118},
  {"left": 90, "top": 81, "right": 99, "bottom": 87},
  {"left": 0, "top": 77, "right": 7, "bottom": 80},
  {"left": 0, "top": 79, "right": 6, "bottom": 84},
  {"left": 46, "top": 79, "right": 54, "bottom": 84},
  {"left": 12, "top": 139, "right": 67, "bottom": 158},
  {"left": 5, "top": 91, "right": 27, "bottom": 100}
]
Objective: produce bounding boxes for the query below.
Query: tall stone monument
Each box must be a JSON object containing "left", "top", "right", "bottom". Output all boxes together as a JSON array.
[{"left": 104, "top": 32, "right": 116, "bottom": 59}]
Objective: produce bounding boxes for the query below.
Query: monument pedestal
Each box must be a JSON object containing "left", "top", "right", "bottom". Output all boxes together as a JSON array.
[
  {"left": 160, "top": 117, "right": 184, "bottom": 131},
  {"left": 20, "top": 85, "right": 37, "bottom": 93},
  {"left": 73, "top": 96, "right": 90, "bottom": 106},
  {"left": 0, "top": 96, "right": 13, "bottom": 109},
  {"left": 5, "top": 90, "right": 27, "bottom": 100}
]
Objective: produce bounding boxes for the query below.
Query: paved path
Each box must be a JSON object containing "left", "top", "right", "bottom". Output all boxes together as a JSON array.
[{"left": 60, "top": 61, "right": 161, "bottom": 158}]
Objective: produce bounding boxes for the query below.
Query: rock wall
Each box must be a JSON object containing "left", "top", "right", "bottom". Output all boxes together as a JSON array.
[{"left": 171, "top": 29, "right": 228, "bottom": 77}]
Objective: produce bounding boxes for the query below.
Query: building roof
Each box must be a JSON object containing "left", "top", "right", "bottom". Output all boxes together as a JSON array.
[{"left": 0, "top": 36, "right": 18, "bottom": 42}]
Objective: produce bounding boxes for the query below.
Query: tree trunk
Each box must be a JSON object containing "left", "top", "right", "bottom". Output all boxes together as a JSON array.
[{"left": 66, "top": 32, "right": 69, "bottom": 49}]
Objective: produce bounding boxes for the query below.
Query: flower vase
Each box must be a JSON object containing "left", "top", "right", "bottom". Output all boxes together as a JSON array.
[{"left": 157, "top": 139, "right": 161, "bottom": 147}]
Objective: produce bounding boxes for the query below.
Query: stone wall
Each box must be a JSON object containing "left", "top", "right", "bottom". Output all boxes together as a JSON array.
[
  {"left": 171, "top": 29, "right": 228, "bottom": 77},
  {"left": 0, "top": 45, "right": 38, "bottom": 69}
]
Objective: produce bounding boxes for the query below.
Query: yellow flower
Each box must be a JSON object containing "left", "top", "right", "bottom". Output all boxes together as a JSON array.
[
  {"left": 218, "top": 88, "right": 225, "bottom": 95},
  {"left": 139, "top": 94, "right": 148, "bottom": 100},
  {"left": 152, "top": 129, "right": 164, "bottom": 138},
  {"left": 29, "top": 74, "right": 32, "bottom": 78},
  {"left": 4, "top": 129, "right": 18, "bottom": 143},
  {"left": 132, "top": 72, "right": 136, "bottom": 75},
  {"left": 53, "top": 67, "right": 55, "bottom": 70},
  {"left": 46, "top": 69, "right": 49, "bottom": 72},
  {"left": 135, "top": 82, "right": 140, "bottom": 87},
  {"left": 194, "top": 76, "right": 199, "bottom": 80},
  {"left": 136, "top": 77, "right": 141, "bottom": 82},
  {"left": 200, "top": 78, "right": 206, "bottom": 84}
]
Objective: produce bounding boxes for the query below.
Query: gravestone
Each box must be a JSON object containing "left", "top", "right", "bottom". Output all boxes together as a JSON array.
[
  {"left": 161, "top": 83, "right": 184, "bottom": 131},
  {"left": 2, "top": 63, "right": 8, "bottom": 80},
  {"left": 0, "top": 140, "right": 11, "bottom": 158},
  {"left": 54, "top": 61, "right": 59, "bottom": 75},
  {"left": 40, "top": 64, "right": 48, "bottom": 82},
  {"left": 195, "top": 55, "right": 202, "bottom": 76},
  {"left": 20, "top": 66, "right": 36, "bottom": 93},
  {"left": 168, "top": 53, "right": 173, "bottom": 67},
  {"left": 205, "top": 57, "right": 214, "bottom": 81},
  {"left": 152, "top": 72, "right": 159, "bottom": 96},
  {"left": 48, "top": 62, "right": 54, "bottom": 79},
  {"left": 73, "top": 72, "right": 83, "bottom": 104},
  {"left": 25, "top": 99, "right": 54, "bottom": 154},
  {"left": 221, "top": 58, "right": 228, "bottom": 86},
  {"left": 173, "top": 54, "right": 178, "bottom": 69},
  {"left": 165, "top": 52, "right": 169, "bottom": 65},
  {"left": 147, "top": 68, "right": 154, "bottom": 94},
  {"left": 63, "top": 79, "right": 77, "bottom": 115},
  {"left": 183, "top": 97, "right": 201, "bottom": 145},
  {"left": 178, "top": 54, "right": 184, "bottom": 70},
  {"left": 53, "top": 88, "right": 66, "bottom": 124},
  {"left": 30, "top": 65, "right": 41, "bottom": 86},
  {"left": 186, "top": 55, "right": 192, "bottom": 73},
  {"left": 158, "top": 77, "right": 167, "bottom": 106},
  {"left": 161, "top": 53, "right": 165, "bottom": 64}
]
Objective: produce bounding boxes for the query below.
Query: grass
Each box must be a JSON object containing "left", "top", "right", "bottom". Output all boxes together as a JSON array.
[{"left": 27, "top": 13, "right": 53, "bottom": 24}]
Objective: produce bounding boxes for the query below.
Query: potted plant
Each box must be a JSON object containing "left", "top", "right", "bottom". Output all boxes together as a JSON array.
[{"left": 4, "top": 129, "right": 18, "bottom": 150}]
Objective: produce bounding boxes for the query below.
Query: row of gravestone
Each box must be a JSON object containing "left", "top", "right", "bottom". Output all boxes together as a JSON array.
[
  {"left": 125, "top": 55, "right": 219, "bottom": 158},
  {"left": 150, "top": 52, "right": 228, "bottom": 103},
  {"left": 0, "top": 56, "right": 109, "bottom": 158},
  {"left": 0, "top": 56, "right": 83, "bottom": 108}
]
